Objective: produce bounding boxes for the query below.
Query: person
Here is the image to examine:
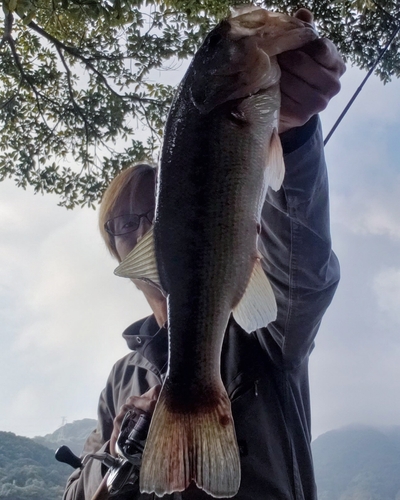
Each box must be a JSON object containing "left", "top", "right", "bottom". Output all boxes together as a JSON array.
[{"left": 62, "top": 8, "right": 345, "bottom": 500}]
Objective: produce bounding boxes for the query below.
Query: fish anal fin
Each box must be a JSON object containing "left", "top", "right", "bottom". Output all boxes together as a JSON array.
[
  {"left": 113, "top": 227, "right": 162, "bottom": 291},
  {"left": 140, "top": 387, "right": 241, "bottom": 498},
  {"left": 233, "top": 258, "right": 277, "bottom": 333},
  {"left": 265, "top": 128, "right": 285, "bottom": 192}
]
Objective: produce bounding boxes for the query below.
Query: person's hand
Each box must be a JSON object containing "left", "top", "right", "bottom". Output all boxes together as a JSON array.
[
  {"left": 278, "top": 9, "right": 346, "bottom": 134},
  {"left": 110, "top": 384, "right": 161, "bottom": 457}
]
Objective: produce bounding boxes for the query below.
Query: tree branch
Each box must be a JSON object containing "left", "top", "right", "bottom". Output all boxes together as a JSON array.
[
  {"left": 2, "top": 15, "right": 63, "bottom": 160},
  {"left": 4, "top": 19, "right": 38, "bottom": 99},
  {"left": 138, "top": 99, "right": 160, "bottom": 140},
  {"left": 2, "top": 11, "right": 14, "bottom": 43},
  {"left": 0, "top": 92, "right": 18, "bottom": 111},
  {"left": 371, "top": 1, "right": 398, "bottom": 23},
  {"left": 55, "top": 45, "right": 93, "bottom": 151},
  {"left": 26, "top": 20, "right": 163, "bottom": 104}
]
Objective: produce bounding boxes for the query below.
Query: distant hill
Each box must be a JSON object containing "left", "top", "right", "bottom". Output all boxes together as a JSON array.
[
  {"left": 312, "top": 424, "right": 400, "bottom": 500},
  {"left": 33, "top": 418, "right": 97, "bottom": 456},
  {"left": 2, "top": 421, "right": 400, "bottom": 499},
  {"left": 0, "top": 420, "right": 96, "bottom": 500},
  {"left": 0, "top": 431, "right": 71, "bottom": 499}
]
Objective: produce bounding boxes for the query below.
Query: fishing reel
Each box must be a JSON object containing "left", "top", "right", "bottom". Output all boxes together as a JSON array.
[{"left": 56, "top": 410, "right": 151, "bottom": 496}]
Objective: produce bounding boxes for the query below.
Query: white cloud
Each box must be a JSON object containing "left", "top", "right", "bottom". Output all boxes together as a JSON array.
[
  {"left": 322, "top": 66, "right": 400, "bottom": 135},
  {"left": 331, "top": 182, "right": 400, "bottom": 240},
  {"left": 0, "top": 179, "right": 152, "bottom": 437},
  {"left": 2, "top": 64, "right": 400, "bottom": 443},
  {"left": 309, "top": 70, "right": 400, "bottom": 438},
  {"left": 373, "top": 267, "right": 400, "bottom": 324}
]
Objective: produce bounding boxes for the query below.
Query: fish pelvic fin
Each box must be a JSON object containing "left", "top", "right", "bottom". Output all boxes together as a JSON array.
[
  {"left": 265, "top": 128, "right": 285, "bottom": 192},
  {"left": 140, "top": 388, "right": 241, "bottom": 498},
  {"left": 113, "top": 226, "right": 162, "bottom": 291},
  {"left": 233, "top": 257, "right": 277, "bottom": 333}
]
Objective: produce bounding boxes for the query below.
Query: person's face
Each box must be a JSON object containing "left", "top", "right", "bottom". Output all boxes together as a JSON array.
[{"left": 114, "top": 173, "right": 156, "bottom": 262}]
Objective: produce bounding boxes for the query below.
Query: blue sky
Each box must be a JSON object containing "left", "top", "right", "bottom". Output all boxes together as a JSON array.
[
  {"left": 312, "top": 67, "right": 400, "bottom": 436},
  {"left": 0, "top": 59, "right": 400, "bottom": 440}
]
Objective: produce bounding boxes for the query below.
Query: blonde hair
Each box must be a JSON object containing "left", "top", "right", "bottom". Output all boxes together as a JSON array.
[{"left": 99, "top": 164, "right": 157, "bottom": 260}]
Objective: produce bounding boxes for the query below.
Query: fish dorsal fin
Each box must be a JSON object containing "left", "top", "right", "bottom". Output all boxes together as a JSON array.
[
  {"left": 265, "top": 128, "right": 285, "bottom": 191},
  {"left": 232, "top": 257, "right": 277, "bottom": 333},
  {"left": 114, "top": 226, "right": 162, "bottom": 290}
]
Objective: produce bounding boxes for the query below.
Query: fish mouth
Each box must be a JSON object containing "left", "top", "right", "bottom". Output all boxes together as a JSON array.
[
  {"left": 228, "top": 7, "right": 318, "bottom": 56},
  {"left": 188, "top": 6, "right": 317, "bottom": 114}
]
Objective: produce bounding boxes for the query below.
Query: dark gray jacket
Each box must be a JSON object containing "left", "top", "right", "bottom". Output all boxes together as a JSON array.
[{"left": 63, "top": 116, "right": 340, "bottom": 500}]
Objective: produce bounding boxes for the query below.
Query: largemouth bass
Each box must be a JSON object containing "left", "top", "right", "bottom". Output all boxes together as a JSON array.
[{"left": 115, "top": 6, "right": 317, "bottom": 498}]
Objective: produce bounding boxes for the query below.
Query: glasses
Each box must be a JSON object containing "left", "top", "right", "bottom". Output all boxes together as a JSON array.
[{"left": 104, "top": 209, "right": 154, "bottom": 236}]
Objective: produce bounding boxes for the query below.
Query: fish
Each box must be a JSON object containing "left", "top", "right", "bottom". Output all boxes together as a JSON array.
[{"left": 114, "top": 6, "right": 317, "bottom": 498}]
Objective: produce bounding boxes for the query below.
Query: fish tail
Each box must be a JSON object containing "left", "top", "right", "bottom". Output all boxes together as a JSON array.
[{"left": 140, "top": 387, "right": 241, "bottom": 498}]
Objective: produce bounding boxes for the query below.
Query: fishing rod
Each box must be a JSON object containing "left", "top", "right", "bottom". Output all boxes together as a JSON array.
[{"left": 324, "top": 22, "right": 400, "bottom": 146}]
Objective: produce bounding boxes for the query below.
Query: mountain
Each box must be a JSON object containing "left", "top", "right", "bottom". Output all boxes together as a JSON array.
[
  {"left": 0, "top": 431, "right": 71, "bottom": 499},
  {"left": 0, "top": 420, "right": 96, "bottom": 499},
  {"left": 312, "top": 424, "right": 400, "bottom": 500},
  {"left": 33, "top": 418, "right": 97, "bottom": 456},
  {"left": 2, "top": 421, "right": 400, "bottom": 499}
]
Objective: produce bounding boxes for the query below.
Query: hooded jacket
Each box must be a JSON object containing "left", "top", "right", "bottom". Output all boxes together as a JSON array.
[{"left": 63, "top": 116, "right": 340, "bottom": 500}]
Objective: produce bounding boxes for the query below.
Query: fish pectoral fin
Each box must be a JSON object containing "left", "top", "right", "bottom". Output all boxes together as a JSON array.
[
  {"left": 265, "top": 128, "right": 285, "bottom": 191},
  {"left": 140, "top": 387, "right": 241, "bottom": 498},
  {"left": 233, "top": 258, "right": 277, "bottom": 333},
  {"left": 113, "top": 226, "right": 162, "bottom": 291}
]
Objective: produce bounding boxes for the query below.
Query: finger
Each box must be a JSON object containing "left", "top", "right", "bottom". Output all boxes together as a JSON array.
[
  {"left": 126, "top": 385, "right": 161, "bottom": 405},
  {"left": 113, "top": 404, "right": 136, "bottom": 432},
  {"left": 124, "top": 385, "right": 161, "bottom": 413},
  {"left": 279, "top": 69, "right": 335, "bottom": 130},
  {"left": 110, "top": 406, "right": 137, "bottom": 456},
  {"left": 280, "top": 70, "right": 332, "bottom": 116},
  {"left": 294, "top": 8, "right": 314, "bottom": 25},
  {"left": 124, "top": 396, "right": 157, "bottom": 414},
  {"left": 117, "top": 403, "right": 137, "bottom": 417},
  {"left": 92, "top": 473, "right": 111, "bottom": 500},
  {"left": 143, "top": 384, "right": 162, "bottom": 400},
  {"left": 279, "top": 50, "right": 342, "bottom": 97},
  {"left": 298, "top": 38, "right": 346, "bottom": 74},
  {"left": 280, "top": 80, "right": 329, "bottom": 115}
]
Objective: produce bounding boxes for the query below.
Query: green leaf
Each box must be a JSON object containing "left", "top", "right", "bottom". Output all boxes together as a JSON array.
[{"left": 0, "top": 0, "right": 399, "bottom": 208}]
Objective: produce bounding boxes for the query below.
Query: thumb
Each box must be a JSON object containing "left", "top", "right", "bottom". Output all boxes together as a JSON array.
[{"left": 294, "top": 8, "right": 314, "bottom": 25}]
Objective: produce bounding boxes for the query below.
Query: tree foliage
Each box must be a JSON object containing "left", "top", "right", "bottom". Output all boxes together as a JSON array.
[
  {"left": 0, "top": 431, "right": 70, "bottom": 500},
  {"left": 0, "top": 0, "right": 399, "bottom": 207}
]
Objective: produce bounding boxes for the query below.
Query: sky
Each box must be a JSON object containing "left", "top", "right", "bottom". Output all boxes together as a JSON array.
[{"left": 1, "top": 58, "right": 400, "bottom": 441}]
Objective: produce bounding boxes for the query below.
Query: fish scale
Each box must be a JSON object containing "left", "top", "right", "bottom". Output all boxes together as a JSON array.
[{"left": 114, "top": 6, "right": 317, "bottom": 497}]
